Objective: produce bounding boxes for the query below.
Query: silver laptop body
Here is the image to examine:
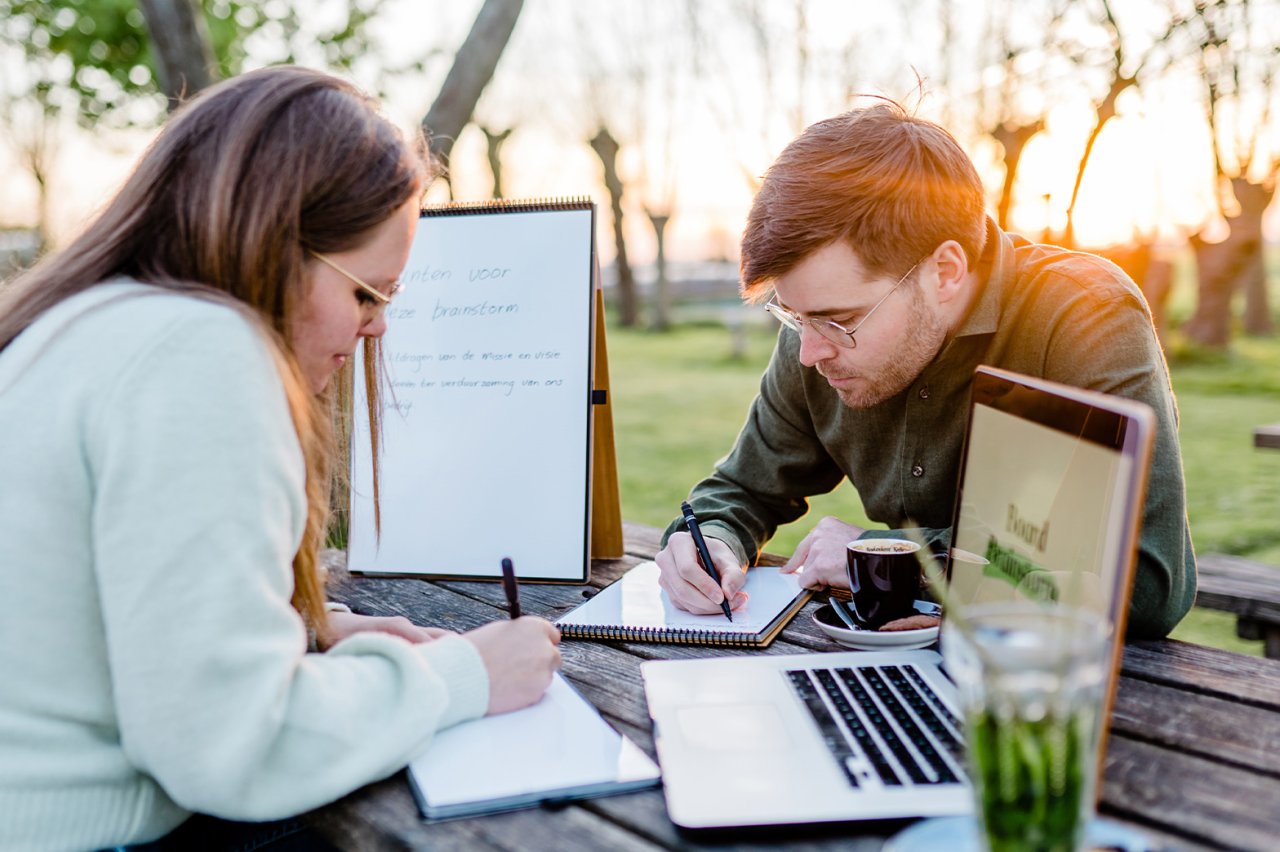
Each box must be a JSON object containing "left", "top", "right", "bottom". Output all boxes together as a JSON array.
[{"left": 643, "top": 647, "right": 970, "bottom": 827}]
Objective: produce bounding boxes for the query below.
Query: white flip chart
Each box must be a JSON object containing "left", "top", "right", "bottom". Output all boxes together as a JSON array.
[{"left": 348, "top": 201, "right": 597, "bottom": 580}]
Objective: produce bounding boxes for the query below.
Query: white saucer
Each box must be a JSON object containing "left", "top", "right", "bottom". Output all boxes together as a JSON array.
[{"left": 811, "top": 600, "right": 941, "bottom": 651}]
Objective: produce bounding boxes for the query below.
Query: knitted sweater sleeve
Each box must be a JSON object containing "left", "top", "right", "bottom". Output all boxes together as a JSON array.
[{"left": 88, "top": 304, "right": 489, "bottom": 820}]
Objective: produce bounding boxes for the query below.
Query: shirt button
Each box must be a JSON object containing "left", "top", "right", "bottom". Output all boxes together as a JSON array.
[
  {"left": 918, "top": 386, "right": 930, "bottom": 400},
  {"left": 912, "top": 464, "right": 924, "bottom": 477}
]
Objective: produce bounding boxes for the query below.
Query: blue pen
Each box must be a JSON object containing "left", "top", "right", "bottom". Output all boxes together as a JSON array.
[{"left": 681, "top": 501, "right": 734, "bottom": 621}]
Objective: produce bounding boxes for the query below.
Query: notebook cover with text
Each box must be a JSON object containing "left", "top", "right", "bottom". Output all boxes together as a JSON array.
[{"left": 555, "top": 561, "right": 812, "bottom": 647}]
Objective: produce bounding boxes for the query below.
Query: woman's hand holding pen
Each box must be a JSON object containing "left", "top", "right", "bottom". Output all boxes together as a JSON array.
[
  {"left": 655, "top": 532, "right": 749, "bottom": 615},
  {"left": 464, "top": 618, "right": 561, "bottom": 715}
]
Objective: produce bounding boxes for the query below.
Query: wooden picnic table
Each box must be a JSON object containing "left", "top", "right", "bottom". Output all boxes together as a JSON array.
[
  {"left": 309, "top": 523, "right": 1280, "bottom": 852},
  {"left": 1256, "top": 422, "right": 1280, "bottom": 450}
]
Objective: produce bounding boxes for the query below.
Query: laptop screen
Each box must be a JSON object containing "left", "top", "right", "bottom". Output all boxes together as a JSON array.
[{"left": 945, "top": 367, "right": 1155, "bottom": 636}]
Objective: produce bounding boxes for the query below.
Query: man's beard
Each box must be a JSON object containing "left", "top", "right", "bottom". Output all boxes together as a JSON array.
[{"left": 825, "top": 287, "right": 947, "bottom": 409}]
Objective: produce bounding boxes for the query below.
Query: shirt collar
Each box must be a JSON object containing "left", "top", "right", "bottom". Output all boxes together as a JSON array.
[{"left": 952, "top": 216, "right": 1014, "bottom": 339}]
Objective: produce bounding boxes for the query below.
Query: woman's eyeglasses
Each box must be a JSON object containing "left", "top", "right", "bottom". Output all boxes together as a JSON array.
[{"left": 309, "top": 250, "right": 403, "bottom": 311}]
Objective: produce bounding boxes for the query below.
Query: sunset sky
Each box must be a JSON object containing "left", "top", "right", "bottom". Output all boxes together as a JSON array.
[{"left": 3, "top": 0, "right": 1277, "bottom": 261}]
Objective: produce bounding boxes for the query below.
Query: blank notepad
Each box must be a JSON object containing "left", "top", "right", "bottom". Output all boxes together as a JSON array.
[{"left": 408, "top": 674, "right": 660, "bottom": 820}]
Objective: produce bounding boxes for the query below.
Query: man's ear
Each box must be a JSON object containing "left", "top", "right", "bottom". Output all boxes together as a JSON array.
[{"left": 931, "top": 240, "right": 970, "bottom": 305}]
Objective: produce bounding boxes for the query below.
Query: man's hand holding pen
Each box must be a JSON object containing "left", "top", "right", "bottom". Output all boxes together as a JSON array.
[{"left": 655, "top": 519, "right": 749, "bottom": 616}]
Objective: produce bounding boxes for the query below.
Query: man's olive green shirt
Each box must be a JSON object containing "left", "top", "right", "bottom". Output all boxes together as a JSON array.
[{"left": 664, "top": 222, "right": 1196, "bottom": 639}]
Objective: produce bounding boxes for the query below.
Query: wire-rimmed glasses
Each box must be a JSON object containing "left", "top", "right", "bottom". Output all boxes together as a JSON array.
[{"left": 764, "top": 259, "right": 921, "bottom": 349}]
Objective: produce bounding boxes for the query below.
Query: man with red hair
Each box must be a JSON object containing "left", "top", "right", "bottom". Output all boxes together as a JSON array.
[{"left": 654, "top": 102, "right": 1195, "bottom": 639}]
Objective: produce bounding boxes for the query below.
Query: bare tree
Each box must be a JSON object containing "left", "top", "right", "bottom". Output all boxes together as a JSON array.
[
  {"left": 1061, "top": 0, "right": 1187, "bottom": 248},
  {"left": 421, "top": 0, "right": 524, "bottom": 176},
  {"left": 963, "top": 0, "right": 1061, "bottom": 232},
  {"left": 590, "top": 127, "right": 639, "bottom": 328},
  {"left": 137, "top": 0, "right": 217, "bottom": 107},
  {"left": 571, "top": 2, "right": 682, "bottom": 329},
  {"left": 993, "top": 0, "right": 1188, "bottom": 338},
  {"left": 647, "top": 209, "right": 672, "bottom": 331},
  {"left": 1183, "top": 0, "right": 1278, "bottom": 345},
  {"left": 1060, "top": 0, "right": 1134, "bottom": 248},
  {"left": 480, "top": 126, "right": 514, "bottom": 198},
  {"left": 0, "top": 64, "right": 60, "bottom": 248}
]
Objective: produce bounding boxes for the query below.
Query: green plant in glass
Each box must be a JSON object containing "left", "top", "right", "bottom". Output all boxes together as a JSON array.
[
  {"left": 965, "top": 693, "right": 1097, "bottom": 851},
  {"left": 910, "top": 537, "right": 1107, "bottom": 852}
]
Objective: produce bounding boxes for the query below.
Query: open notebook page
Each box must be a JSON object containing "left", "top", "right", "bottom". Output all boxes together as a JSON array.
[{"left": 556, "top": 562, "right": 807, "bottom": 635}]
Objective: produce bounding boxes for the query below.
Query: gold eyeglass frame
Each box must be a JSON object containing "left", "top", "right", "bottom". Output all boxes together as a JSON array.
[{"left": 309, "top": 250, "right": 400, "bottom": 305}]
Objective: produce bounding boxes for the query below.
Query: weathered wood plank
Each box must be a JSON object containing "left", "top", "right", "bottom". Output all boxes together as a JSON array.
[
  {"left": 308, "top": 728, "right": 669, "bottom": 851},
  {"left": 623, "top": 521, "right": 666, "bottom": 559},
  {"left": 1110, "top": 677, "right": 1280, "bottom": 775},
  {"left": 1122, "top": 640, "right": 1280, "bottom": 708},
  {"left": 1102, "top": 735, "right": 1280, "bottom": 851},
  {"left": 328, "top": 575, "right": 507, "bottom": 632},
  {"left": 313, "top": 777, "right": 669, "bottom": 851},
  {"left": 438, "top": 799, "right": 669, "bottom": 852},
  {"left": 1195, "top": 553, "right": 1280, "bottom": 619},
  {"left": 583, "top": 789, "right": 892, "bottom": 851},
  {"left": 305, "top": 772, "right": 505, "bottom": 851}
]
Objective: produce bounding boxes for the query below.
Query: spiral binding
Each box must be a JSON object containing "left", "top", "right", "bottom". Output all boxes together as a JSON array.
[
  {"left": 557, "top": 623, "right": 761, "bottom": 647},
  {"left": 421, "top": 197, "right": 594, "bottom": 216}
]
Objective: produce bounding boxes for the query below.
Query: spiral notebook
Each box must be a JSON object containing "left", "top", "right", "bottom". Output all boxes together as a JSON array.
[{"left": 555, "top": 561, "right": 812, "bottom": 647}]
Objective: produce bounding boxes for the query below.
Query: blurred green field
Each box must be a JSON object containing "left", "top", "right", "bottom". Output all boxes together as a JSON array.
[{"left": 607, "top": 305, "right": 1280, "bottom": 656}]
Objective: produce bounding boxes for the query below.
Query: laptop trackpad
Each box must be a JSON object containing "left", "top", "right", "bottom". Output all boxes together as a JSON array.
[{"left": 676, "top": 703, "right": 793, "bottom": 750}]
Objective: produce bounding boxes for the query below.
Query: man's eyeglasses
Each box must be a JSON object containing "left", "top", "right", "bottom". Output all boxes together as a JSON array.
[
  {"left": 309, "top": 250, "right": 403, "bottom": 312},
  {"left": 763, "top": 260, "right": 921, "bottom": 350}
]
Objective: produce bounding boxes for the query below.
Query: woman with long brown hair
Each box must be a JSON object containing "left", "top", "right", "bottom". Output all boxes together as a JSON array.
[{"left": 0, "top": 66, "right": 560, "bottom": 851}]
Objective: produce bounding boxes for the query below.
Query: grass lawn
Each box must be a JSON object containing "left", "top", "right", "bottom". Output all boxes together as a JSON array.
[{"left": 606, "top": 310, "right": 1280, "bottom": 656}]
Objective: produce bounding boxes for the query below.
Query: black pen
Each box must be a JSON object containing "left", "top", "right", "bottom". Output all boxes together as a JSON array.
[
  {"left": 500, "top": 557, "right": 521, "bottom": 619},
  {"left": 680, "top": 501, "right": 733, "bottom": 621}
]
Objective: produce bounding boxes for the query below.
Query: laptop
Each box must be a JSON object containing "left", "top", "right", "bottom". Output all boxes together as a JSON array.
[{"left": 641, "top": 366, "right": 1156, "bottom": 829}]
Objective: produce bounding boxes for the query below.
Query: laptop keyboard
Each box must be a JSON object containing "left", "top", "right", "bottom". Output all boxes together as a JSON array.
[{"left": 785, "top": 664, "right": 965, "bottom": 789}]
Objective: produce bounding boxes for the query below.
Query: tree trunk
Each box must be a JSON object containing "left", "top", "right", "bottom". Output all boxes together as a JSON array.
[
  {"left": 1185, "top": 178, "right": 1275, "bottom": 346},
  {"left": 31, "top": 164, "right": 49, "bottom": 251},
  {"left": 480, "top": 126, "right": 513, "bottom": 198},
  {"left": 1185, "top": 230, "right": 1252, "bottom": 347},
  {"left": 647, "top": 210, "right": 671, "bottom": 331},
  {"left": 420, "top": 0, "right": 524, "bottom": 168},
  {"left": 1240, "top": 249, "right": 1271, "bottom": 336},
  {"left": 137, "top": 0, "right": 217, "bottom": 107},
  {"left": 590, "top": 127, "right": 638, "bottom": 328},
  {"left": 1233, "top": 178, "right": 1274, "bottom": 337},
  {"left": 992, "top": 118, "right": 1044, "bottom": 231},
  {"left": 19, "top": 99, "right": 56, "bottom": 251}
]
